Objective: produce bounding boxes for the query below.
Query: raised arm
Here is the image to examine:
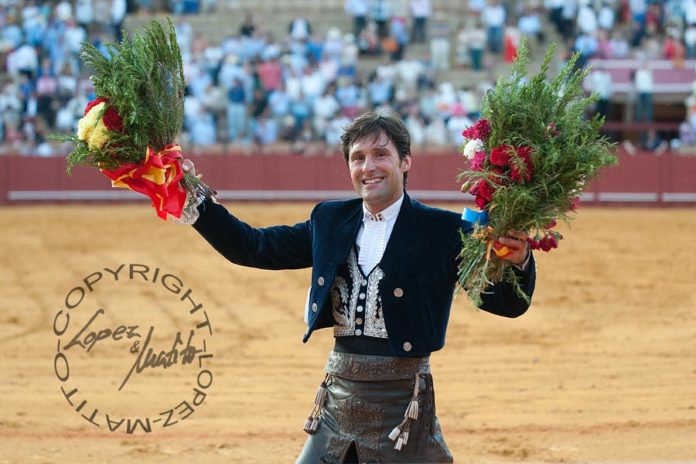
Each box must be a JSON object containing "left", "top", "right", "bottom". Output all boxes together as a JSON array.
[{"left": 193, "top": 198, "right": 313, "bottom": 270}]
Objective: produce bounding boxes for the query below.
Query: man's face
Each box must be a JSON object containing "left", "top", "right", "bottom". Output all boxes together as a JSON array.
[{"left": 348, "top": 131, "right": 411, "bottom": 213}]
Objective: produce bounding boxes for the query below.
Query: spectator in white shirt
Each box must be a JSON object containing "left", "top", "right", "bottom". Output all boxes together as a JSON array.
[
  {"left": 55, "top": 0, "right": 73, "bottom": 22},
  {"left": 313, "top": 85, "right": 341, "bottom": 135},
  {"left": 588, "top": 67, "right": 612, "bottom": 118},
  {"left": 634, "top": 62, "right": 653, "bottom": 123},
  {"left": 409, "top": 0, "right": 432, "bottom": 44},
  {"left": 577, "top": 1, "right": 598, "bottom": 35},
  {"left": 64, "top": 20, "right": 87, "bottom": 55},
  {"left": 685, "top": 23, "right": 696, "bottom": 58},
  {"left": 75, "top": 0, "right": 94, "bottom": 31},
  {"left": 110, "top": 0, "right": 126, "bottom": 42},
  {"left": 429, "top": 11, "right": 450, "bottom": 71},
  {"left": 345, "top": 0, "right": 370, "bottom": 37},
  {"left": 560, "top": 0, "right": 577, "bottom": 40},
  {"left": 598, "top": 1, "right": 615, "bottom": 30},
  {"left": 518, "top": 7, "right": 542, "bottom": 44},
  {"left": 6, "top": 43, "right": 39, "bottom": 77},
  {"left": 424, "top": 115, "right": 448, "bottom": 146},
  {"left": 685, "top": 0, "right": 696, "bottom": 27},
  {"left": 482, "top": 0, "right": 506, "bottom": 53}
]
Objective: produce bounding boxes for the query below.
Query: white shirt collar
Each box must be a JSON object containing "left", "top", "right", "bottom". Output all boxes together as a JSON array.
[{"left": 362, "top": 194, "right": 404, "bottom": 222}]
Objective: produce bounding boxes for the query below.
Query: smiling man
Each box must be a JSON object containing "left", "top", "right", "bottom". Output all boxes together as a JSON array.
[{"left": 188, "top": 111, "right": 535, "bottom": 463}]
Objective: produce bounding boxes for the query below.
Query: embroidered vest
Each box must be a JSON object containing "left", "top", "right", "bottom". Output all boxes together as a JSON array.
[{"left": 330, "top": 247, "right": 389, "bottom": 339}]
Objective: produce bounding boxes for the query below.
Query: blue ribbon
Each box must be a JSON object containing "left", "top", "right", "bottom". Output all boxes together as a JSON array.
[{"left": 462, "top": 207, "right": 489, "bottom": 226}]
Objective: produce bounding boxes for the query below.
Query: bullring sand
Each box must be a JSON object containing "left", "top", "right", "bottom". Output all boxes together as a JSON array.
[{"left": 1, "top": 203, "right": 695, "bottom": 463}]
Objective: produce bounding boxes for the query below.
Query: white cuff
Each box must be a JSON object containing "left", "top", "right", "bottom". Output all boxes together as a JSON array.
[{"left": 172, "top": 190, "right": 206, "bottom": 225}]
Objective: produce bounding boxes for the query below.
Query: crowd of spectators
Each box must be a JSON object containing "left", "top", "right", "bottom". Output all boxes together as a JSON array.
[{"left": 2, "top": 0, "right": 696, "bottom": 156}]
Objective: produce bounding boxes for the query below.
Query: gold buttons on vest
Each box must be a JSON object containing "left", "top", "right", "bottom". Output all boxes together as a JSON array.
[
  {"left": 403, "top": 341, "right": 412, "bottom": 352},
  {"left": 311, "top": 302, "right": 318, "bottom": 312},
  {"left": 317, "top": 276, "right": 325, "bottom": 286},
  {"left": 393, "top": 287, "right": 404, "bottom": 298}
]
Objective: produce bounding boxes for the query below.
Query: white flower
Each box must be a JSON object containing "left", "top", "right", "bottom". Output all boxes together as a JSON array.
[{"left": 463, "top": 139, "right": 484, "bottom": 160}]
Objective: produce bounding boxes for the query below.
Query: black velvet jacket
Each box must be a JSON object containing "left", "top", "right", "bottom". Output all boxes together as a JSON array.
[{"left": 193, "top": 192, "right": 535, "bottom": 357}]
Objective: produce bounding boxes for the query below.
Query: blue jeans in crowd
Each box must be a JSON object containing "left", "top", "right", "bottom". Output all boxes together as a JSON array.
[
  {"left": 487, "top": 26, "right": 503, "bottom": 54},
  {"left": 227, "top": 102, "right": 247, "bottom": 142},
  {"left": 635, "top": 92, "right": 653, "bottom": 123}
]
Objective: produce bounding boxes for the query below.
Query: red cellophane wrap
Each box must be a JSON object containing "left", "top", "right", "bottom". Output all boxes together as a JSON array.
[{"left": 100, "top": 144, "right": 186, "bottom": 219}]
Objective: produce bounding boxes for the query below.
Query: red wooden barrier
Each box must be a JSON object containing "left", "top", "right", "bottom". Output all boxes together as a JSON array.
[{"left": 1, "top": 150, "right": 695, "bottom": 206}]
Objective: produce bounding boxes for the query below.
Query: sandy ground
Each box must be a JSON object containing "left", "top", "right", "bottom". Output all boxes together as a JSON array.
[{"left": 1, "top": 202, "right": 695, "bottom": 464}]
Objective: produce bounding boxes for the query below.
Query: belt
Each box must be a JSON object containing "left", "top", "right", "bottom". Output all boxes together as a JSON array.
[
  {"left": 324, "top": 350, "right": 430, "bottom": 381},
  {"left": 304, "top": 351, "right": 430, "bottom": 452}
]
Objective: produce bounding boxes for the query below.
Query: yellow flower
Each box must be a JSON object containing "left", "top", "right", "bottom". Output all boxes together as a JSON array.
[
  {"left": 76, "top": 102, "right": 110, "bottom": 149},
  {"left": 88, "top": 119, "right": 110, "bottom": 149}
]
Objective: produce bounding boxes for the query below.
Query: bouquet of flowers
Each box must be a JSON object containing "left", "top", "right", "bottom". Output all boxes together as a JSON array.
[
  {"left": 458, "top": 41, "right": 617, "bottom": 306},
  {"left": 55, "top": 19, "right": 213, "bottom": 220}
]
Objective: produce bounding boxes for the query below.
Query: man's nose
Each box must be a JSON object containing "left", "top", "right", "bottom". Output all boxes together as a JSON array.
[{"left": 363, "top": 155, "right": 376, "bottom": 172}]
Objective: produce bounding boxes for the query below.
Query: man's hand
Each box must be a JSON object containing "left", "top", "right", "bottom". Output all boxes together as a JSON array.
[
  {"left": 496, "top": 230, "right": 529, "bottom": 266},
  {"left": 181, "top": 159, "right": 196, "bottom": 176}
]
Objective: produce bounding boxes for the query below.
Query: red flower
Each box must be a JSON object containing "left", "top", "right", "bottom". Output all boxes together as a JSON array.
[
  {"left": 84, "top": 97, "right": 108, "bottom": 116},
  {"left": 491, "top": 166, "right": 506, "bottom": 184},
  {"left": 470, "top": 151, "right": 486, "bottom": 171},
  {"left": 462, "top": 118, "right": 491, "bottom": 140},
  {"left": 102, "top": 106, "right": 124, "bottom": 132},
  {"left": 527, "top": 238, "right": 540, "bottom": 250},
  {"left": 474, "top": 195, "right": 489, "bottom": 209},
  {"left": 545, "top": 122, "right": 559, "bottom": 138},
  {"left": 545, "top": 218, "right": 557, "bottom": 229},
  {"left": 471, "top": 179, "right": 496, "bottom": 209},
  {"left": 538, "top": 235, "right": 558, "bottom": 252},
  {"left": 538, "top": 236, "right": 552, "bottom": 251},
  {"left": 509, "top": 145, "right": 534, "bottom": 183},
  {"left": 490, "top": 145, "right": 512, "bottom": 166},
  {"left": 570, "top": 196, "right": 580, "bottom": 211},
  {"left": 83, "top": 97, "right": 124, "bottom": 132},
  {"left": 477, "top": 179, "right": 495, "bottom": 201}
]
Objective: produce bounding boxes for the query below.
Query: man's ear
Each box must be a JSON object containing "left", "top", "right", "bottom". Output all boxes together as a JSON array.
[{"left": 401, "top": 155, "right": 412, "bottom": 173}]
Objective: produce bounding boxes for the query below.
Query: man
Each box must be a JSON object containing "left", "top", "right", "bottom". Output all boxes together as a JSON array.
[{"left": 185, "top": 111, "right": 535, "bottom": 463}]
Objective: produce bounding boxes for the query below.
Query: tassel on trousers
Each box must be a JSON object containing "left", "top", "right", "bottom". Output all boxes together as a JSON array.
[
  {"left": 303, "top": 373, "right": 331, "bottom": 434},
  {"left": 388, "top": 373, "right": 421, "bottom": 451}
]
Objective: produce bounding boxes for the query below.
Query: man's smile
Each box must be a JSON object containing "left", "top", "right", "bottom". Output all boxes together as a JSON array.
[{"left": 363, "top": 176, "right": 385, "bottom": 185}]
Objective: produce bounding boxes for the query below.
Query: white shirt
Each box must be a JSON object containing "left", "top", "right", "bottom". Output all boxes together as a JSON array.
[
  {"left": 482, "top": 5, "right": 506, "bottom": 27},
  {"left": 589, "top": 69, "right": 613, "bottom": 98},
  {"left": 345, "top": 0, "right": 369, "bottom": 16},
  {"left": 598, "top": 6, "right": 615, "bottom": 30},
  {"left": 7, "top": 44, "right": 39, "bottom": 75},
  {"left": 577, "top": 6, "right": 598, "bottom": 35},
  {"left": 111, "top": 0, "right": 126, "bottom": 23},
  {"left": 685, "top": 0, "right": 696, "bottom": 25},
  {"left": 410, "top": 0, "right": 432, "bottom": 18},
  {"left": 356, "top": 194, "right": 404, "bottom": 275},
  {"left": 635, "top": 68, "right": 653, "bottom": 93}
]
